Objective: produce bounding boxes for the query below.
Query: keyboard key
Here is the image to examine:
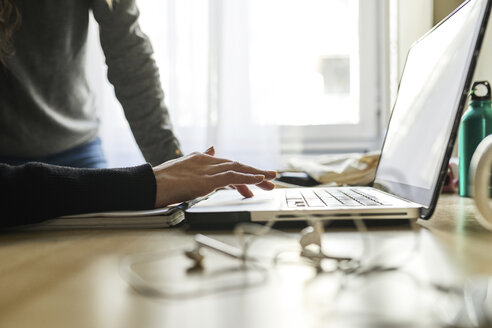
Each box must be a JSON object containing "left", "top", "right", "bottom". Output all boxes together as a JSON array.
[
  {"left": 286, "top": 190, "right": 303, "bottom": 200},
  {"left": 305, "top": 198, "right": 325, "bottom": 207},
  {"left": 341, "top": 200, "right": 364, "bottom": 206},
  {"left": 357, "top": 199, "right": 382, "bottom": 206},
  {"left": 323, "top": 201, "right": 344, "bottom": 207},
  {"left": 287, "top": 200, "right": 306, "bottom": 208},
  {"left": 300, "top": 190, "right": 317, "bottom": 199}
]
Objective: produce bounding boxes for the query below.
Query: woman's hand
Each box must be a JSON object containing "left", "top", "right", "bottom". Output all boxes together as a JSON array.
[{"left": 153, "top": 147, "right": 276, "bottom": 208}]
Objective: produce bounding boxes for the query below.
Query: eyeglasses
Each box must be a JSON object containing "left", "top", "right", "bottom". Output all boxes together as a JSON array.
[
  {"left": 120, "top": 219, "right": 492, "bottom": 327},
  {"left": 121, "top": 218, "right": 422, "bottom": 298}
]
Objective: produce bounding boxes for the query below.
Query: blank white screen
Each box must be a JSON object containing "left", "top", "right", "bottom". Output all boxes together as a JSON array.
[{"left": 376, "top": 0, "right": 486, "bottom": 196}]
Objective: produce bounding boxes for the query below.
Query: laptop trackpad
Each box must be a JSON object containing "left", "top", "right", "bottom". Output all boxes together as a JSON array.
[{"left": 188, "top": 188, "right": 279, "bottom": 212}]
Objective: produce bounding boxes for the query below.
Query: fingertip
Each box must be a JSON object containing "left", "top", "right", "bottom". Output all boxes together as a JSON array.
[
  {"left": 236, "top": 184, "right": 254, "bottom": 198},
  {"left": 254, "top": 174, "right": 266, "bottom": 181},
  {"left": 257, "top": 180, "right": 276, "bottom": 190},
  {"left": 204, "top": 146, "right": 215, "bottom": 156}
]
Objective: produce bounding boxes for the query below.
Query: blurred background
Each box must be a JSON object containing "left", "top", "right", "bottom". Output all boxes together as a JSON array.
[{"left": 86, "top": 0, "right": 491, "bottom": 169}]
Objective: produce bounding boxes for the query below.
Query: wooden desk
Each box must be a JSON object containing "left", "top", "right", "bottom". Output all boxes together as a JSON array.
[
  {"left": 0, "top": 194, "right": 491, "bottom": 328},
  {"left": 419, "top": 195, "right": 492, "bottom": 276}
]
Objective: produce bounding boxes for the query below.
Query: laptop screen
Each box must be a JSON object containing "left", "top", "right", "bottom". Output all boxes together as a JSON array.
[{"left": 374, "top": 0, "right": 490, "bottom": 210}]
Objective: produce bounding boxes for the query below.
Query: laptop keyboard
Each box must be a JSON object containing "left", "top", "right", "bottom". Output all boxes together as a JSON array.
[{"left": 285, "top": 188, "right": 392, "bottom": 208}]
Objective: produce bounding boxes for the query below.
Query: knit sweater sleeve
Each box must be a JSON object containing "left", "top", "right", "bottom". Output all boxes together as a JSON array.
[
  {"left": 91, "top": 0, "right": 182, "bottom": 166},
  {"left": 0, "top": 163, "right": 156, "bottom": 228}
]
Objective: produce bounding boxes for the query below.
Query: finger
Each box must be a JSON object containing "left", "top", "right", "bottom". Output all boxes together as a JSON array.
[
  {"left": 209, "top": 162, "right": 277, "bottom": 179},
  {"left": 256, "top": 180, "right": 276, "bottom": 191},
  {"left": 204, "top": 146, "right": 215, "bottom": 156},
  {"left": 209, "top": 171, "right": 265, "bottom": 189},
  {"left": 196, "top": 151, "right": 277, "bottom": 179},
  {"left": 195, "top": 153, "right": 233, "bottom": 165},
  {"left": 234, "top": 184, "right": 254, "bottom": 198}
]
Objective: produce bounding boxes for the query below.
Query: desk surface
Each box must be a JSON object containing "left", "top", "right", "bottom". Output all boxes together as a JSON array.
[{"left": 1, "top": 195, "right": 492, "bottom": 328}]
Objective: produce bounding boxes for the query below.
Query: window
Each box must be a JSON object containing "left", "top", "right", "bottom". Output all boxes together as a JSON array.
[
  {"left": 245, "top": 0, "right": 383, "bottom": 153},
  {"left": 134, "top": 0, "right": 386, "bottom": 166}
]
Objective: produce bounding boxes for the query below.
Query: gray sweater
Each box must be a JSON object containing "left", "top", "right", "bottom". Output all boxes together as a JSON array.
[{"left": 0, "top": 0, "right": 181, "bottom": 166}]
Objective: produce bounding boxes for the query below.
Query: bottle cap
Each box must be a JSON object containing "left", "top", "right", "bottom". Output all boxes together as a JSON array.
[{"left": 470, "top": 81, "right": 491, "bottom": 101}]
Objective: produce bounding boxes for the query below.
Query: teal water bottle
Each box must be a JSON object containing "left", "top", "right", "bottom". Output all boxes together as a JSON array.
[{"left": 459, "top": 81, "right": 492, "bottom": 197}]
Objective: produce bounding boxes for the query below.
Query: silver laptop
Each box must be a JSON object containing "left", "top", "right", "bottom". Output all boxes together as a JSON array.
[{"left": 185, "top": 0, "right": 491, "bottom": 226}]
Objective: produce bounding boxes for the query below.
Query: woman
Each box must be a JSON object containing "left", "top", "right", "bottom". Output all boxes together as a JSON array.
[
  {"left": 0, "top": 1, "right": 276, "bottom": 228},
  {"left": 1, "top": 0, "right": 181, "bottom": 167}
]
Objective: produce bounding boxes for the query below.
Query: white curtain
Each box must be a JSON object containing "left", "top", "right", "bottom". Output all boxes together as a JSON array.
[
  {"left": 138, "top": 0, "right": 281, "bottom": 169},
  {"left": 93, "top": 0, "right": 370, "bottom": 169}
]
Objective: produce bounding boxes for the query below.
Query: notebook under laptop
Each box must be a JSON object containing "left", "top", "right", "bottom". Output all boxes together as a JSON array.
[{"left": 185, "top": 0, "right": 492, "bottom": 226}]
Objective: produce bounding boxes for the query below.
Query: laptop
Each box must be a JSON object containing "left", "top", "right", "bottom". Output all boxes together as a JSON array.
[{"left": 185, "top": 0, "right": 492, "bottom": 227}]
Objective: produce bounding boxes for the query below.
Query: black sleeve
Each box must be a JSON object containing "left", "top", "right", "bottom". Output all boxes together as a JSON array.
[{"left": 0, "top": 163, "right": 156, "bottom": 228}]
